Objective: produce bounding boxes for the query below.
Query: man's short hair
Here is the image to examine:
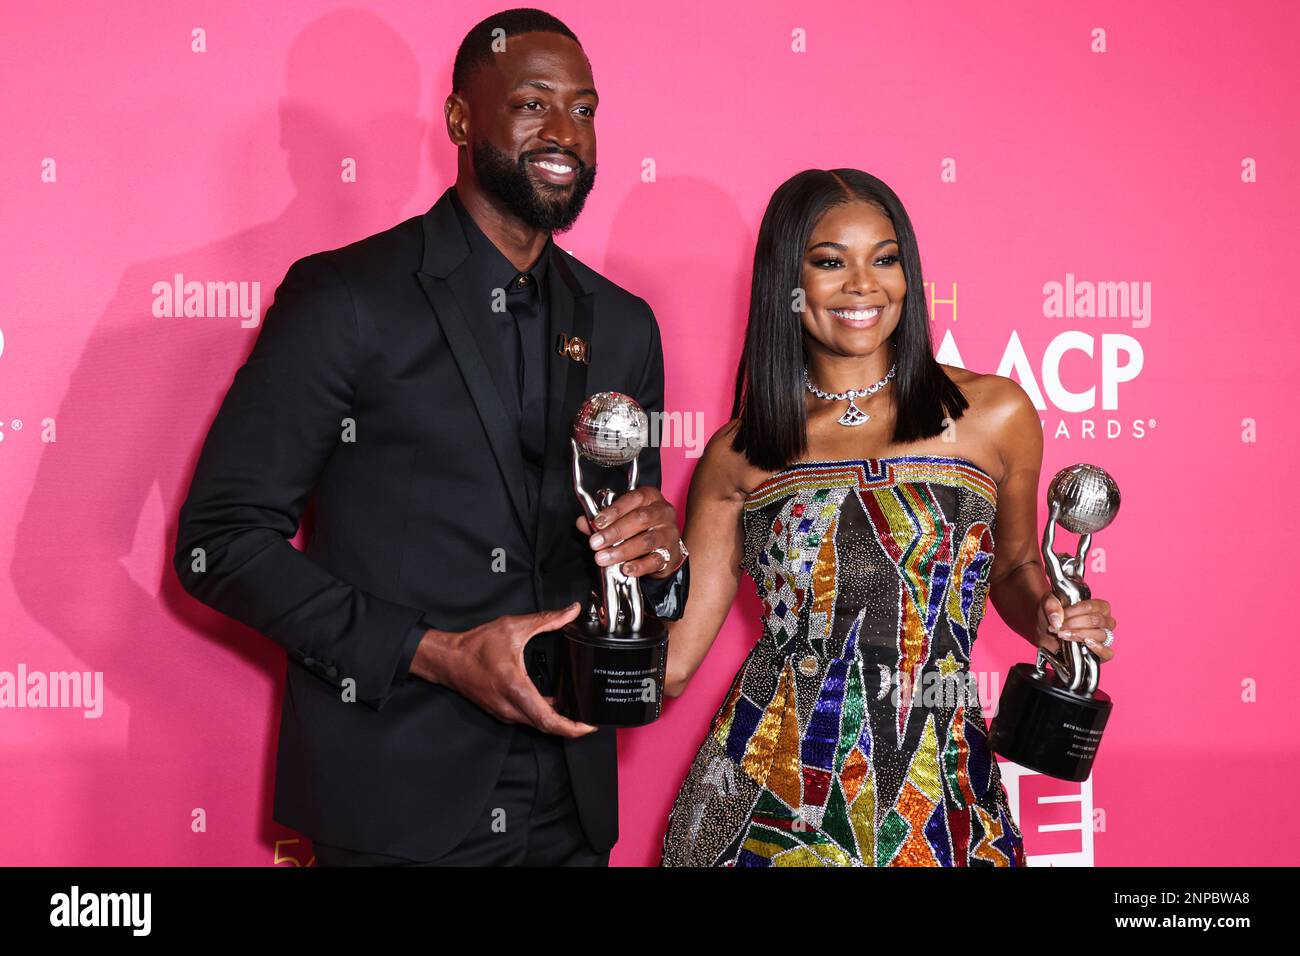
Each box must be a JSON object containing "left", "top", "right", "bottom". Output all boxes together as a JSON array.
[{"left": 452, "top": 8, "right": 582, "bottom": 95}]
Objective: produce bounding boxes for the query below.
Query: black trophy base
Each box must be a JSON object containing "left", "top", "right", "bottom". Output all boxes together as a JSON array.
[
  {"left": 988, "top": 662, "right": 1113, "bottom": 782},
  {"left": 556, "top": 616, "right": 668, "bottom": 728}
]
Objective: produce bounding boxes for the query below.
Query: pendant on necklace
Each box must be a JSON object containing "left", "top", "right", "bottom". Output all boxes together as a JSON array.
[{"left": 838, "top": 398, "right": 869, "bottom": 427}]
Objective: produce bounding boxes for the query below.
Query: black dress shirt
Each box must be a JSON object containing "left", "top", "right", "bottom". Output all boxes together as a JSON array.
[{"left": 449, "top": 187, "right": 550, "bottom": 515}]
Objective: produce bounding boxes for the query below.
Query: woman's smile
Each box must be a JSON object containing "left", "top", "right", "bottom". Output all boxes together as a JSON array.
[{"left": 826, "top": 305, "right": 886, "bottom": 329}]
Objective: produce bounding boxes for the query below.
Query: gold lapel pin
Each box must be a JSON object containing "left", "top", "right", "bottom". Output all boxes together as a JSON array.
[{"left": 556, "top": 333, "right": 590, "bottom": 365}]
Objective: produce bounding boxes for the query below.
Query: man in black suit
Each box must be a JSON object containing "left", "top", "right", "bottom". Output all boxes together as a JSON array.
[{"left": 173, "top": 8, "right": 689, "bottom": 866}]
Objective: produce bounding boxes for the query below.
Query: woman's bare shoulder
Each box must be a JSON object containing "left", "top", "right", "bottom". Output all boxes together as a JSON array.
[
  {"left": 938, "top": 364, "right": 1041, "bottom": 470},
  {"left": 694, "top": 418, "right": 759, "bottom": 502},
  {"left": 939, "top": 364, "right": 1033, "bottom": 417}
]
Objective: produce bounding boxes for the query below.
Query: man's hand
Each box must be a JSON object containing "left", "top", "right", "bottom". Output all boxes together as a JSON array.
[
  {"left": 411, "top": 603, "right": 597, "bottom": 737},
  {"left": 574, "top": 486, "right": 683, "bottom": 579}
]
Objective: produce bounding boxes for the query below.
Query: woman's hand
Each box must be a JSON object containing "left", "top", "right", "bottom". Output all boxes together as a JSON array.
[{"left": 1038, "top": 592, "right": 1117, "bottom": 663}]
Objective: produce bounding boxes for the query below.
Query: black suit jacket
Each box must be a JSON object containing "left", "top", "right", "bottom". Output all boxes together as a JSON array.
[{"left": 173, "top": 185, "right": 688, "bottom": 859}]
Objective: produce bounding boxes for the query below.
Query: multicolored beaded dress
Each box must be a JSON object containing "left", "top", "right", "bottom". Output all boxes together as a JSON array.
[{"left": 660, "top": 455, "right": 1026, "bottom": 867}]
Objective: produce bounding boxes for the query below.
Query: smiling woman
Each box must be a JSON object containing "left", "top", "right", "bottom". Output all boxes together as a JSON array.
[{"left": 657, "top": 168, "right": 1117, "bottom": 867}]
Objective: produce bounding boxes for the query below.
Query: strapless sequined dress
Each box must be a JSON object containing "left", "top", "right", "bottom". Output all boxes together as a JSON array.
[{"left": 660, "top": 456, "right": 1026, "bottom": 867}]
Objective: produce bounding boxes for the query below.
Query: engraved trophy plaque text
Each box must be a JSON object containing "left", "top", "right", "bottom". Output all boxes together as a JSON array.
[{"left": 989, "top": 463, "right": 1119, "bottom": 781}]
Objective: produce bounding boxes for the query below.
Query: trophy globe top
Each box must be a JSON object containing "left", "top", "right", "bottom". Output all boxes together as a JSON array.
[
  {"left": 1047, "top": 463, "right": 1121, "bottom": 536},
  {"left": 573, "top": 392, "right": 650, "bottom": 467}
]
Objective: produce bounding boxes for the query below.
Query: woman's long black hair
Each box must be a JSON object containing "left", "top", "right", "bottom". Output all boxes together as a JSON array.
[{"left": 730, "top": 168, "right": 969, "bottom": 471}]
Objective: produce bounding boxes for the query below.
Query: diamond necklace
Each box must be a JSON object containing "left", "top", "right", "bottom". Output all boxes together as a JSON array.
[{"left": 803, "top": 362, "right": 896, "bottom": 427}]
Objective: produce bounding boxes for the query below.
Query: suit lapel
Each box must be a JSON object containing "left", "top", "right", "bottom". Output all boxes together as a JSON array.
[
  {"left": 535, "top": 248, "right": 594, "bottom": 555},
  {"left": 415, "top": 187, "right": 532, "bottom": 543}
]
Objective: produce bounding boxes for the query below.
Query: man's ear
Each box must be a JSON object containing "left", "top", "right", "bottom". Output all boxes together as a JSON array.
[{"left": 445, "top": 93, "right": 469, "bottom": 146}]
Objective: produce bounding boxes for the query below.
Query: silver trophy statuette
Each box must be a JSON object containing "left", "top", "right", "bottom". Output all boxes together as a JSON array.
[
  {"left": 556, "top": 391, "right": 669, "bottom": 728},
  {"left": 988, "top": 461, "right": 1120, "bottom": 781},
  {"left": 570, "top": 392, "right": 652, "bottom": 635},
  {"left": 1039, "top": 463, "right": 1122, "bottom": 696}
]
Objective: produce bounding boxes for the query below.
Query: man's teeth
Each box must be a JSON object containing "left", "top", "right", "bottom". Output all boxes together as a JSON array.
[
  {"left": 830, "top": 307, "right": 882, "bottom": 319},
  {"left": 533, "top": 160, "right": 574, "bottom": 173}
]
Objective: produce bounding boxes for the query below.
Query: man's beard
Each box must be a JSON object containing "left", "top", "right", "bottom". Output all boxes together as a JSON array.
[{"left": 471, "top": 141, "right": 597, "bottom": 233}]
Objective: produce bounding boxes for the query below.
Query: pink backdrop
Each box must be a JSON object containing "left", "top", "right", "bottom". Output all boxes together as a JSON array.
[{"left": 2, "top": 0, "right": 1296, "bottom": 866}]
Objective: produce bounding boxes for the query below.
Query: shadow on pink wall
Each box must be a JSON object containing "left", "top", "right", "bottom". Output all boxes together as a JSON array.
[{"left": 9, "top": 8, "right": 430, "bottom": 865}]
